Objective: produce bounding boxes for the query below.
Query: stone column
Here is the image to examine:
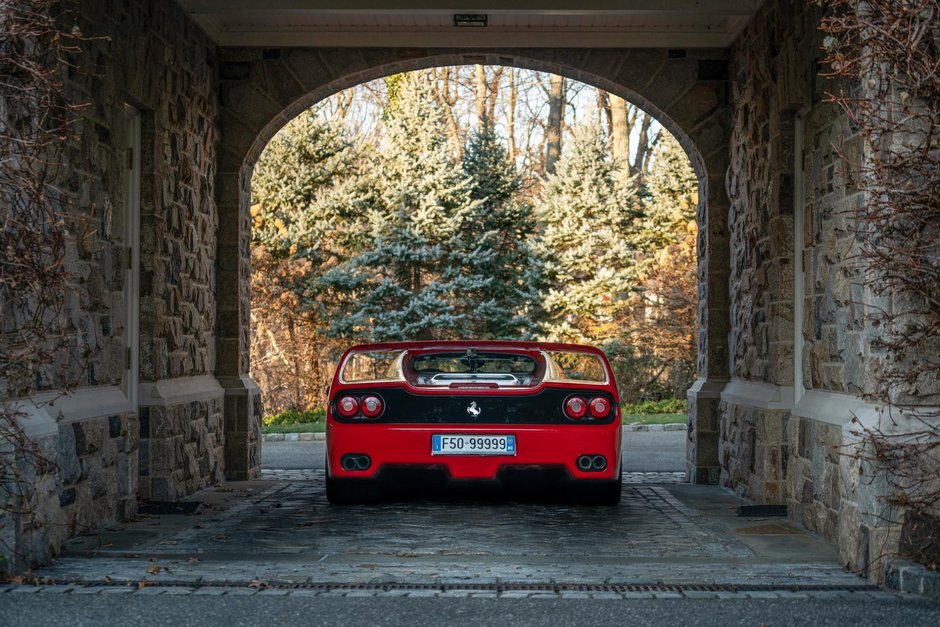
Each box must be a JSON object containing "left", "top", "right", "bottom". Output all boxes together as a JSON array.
[
  {"left": 215, "top": 159, "right": 262, "bottom": 481},
  {"left": 687, "top": 171, "right": 731, "bottom": 484}
]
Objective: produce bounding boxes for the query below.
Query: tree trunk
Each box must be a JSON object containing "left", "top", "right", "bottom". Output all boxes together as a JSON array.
[
  {"left": 545, "top": 74, "right": 565, "bottom": 175},
  {"left": 609, "top": 93, "right": 629, "bottom": 165},
  {"left": 485, "top": 66, "right": 503, "bottom": 123},
  {"left": 507, "top": 67, "right": 517, "bottom": 163},
  {"left": 632, "top": 110, "right": 659, "bottom": 185},
  {"left": 475, "top": 64, "right": 487, "bottom": 125},
  {"left": 598, "top": 90, "right": 612, "bottom": 139},
  {"left": 435, "top": 67, "right": 463, "bottom": 161}
]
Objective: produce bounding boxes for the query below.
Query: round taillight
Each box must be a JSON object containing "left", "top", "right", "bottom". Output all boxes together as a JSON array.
[
  {"left": 564, "top": 396, "right": 587, "bottom": 419},
  {"left": 360, "top": 394, "right": 384, "bottom": 418},
  {"left": 336, "top": 396, "right": 359, "bottom": 418},
  {"left": 589, "top": 397, "right": 611, "bottom": 418}
]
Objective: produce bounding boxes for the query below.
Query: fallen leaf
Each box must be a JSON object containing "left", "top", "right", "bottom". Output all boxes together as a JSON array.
[
  {"left": 103, "top": 576, "right": 112, "bottom": 584},
  {"left": 146, "top": 565, "right": 161, "bottom": 575}
]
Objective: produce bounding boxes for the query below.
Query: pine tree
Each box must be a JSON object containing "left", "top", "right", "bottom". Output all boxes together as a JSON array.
[
  {"left": 322, "top": 72, "right": 486, "bottom": 341},
  {"left": 637, "top": 132, "right": 698, "bottom": 252},
  {"left": 250, "top": 110, "right": 369, "bottom": 411},
  {"left": 457, "top": 118, "right": 544, "bottom": 339},
  {"left": 534, "top": 124, "right": 643, "bottom": 342}
]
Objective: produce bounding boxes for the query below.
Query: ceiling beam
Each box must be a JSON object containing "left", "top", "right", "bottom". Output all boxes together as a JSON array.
[
  {"left": 179, "top": 1, "right": 761, "bottom": 16},
  {"left": 205, "top": 26, "right": 743, "bottom": 48}
]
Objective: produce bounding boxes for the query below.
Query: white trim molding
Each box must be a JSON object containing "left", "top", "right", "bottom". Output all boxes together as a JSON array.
[
  {"left": 720, "top": 379, "right": 794, "bottom": 411},
  {"left": 792, "top": 389, "right": 876, "bottom": 426},
  {"left": 687, "top": 377, "right": 729, "bottom": 400},
  {"left": 3, "top": 386, "right": 136, "bottom": 438},
  {"left": 138, "top": 375, "right": 225, "bottom": 407}
]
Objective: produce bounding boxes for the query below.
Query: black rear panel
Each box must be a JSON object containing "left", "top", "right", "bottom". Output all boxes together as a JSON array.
[{"left": 331, "top": 387, "right": 617, "bottom": 425}]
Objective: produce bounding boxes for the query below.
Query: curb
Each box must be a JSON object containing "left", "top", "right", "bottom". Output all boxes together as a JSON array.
[
  {"left": 262, "top": 425, "right": 687, "bottom": 441},
  {"left": 262, "top": 432, "right": 326, "bottom": 442},
  {"left": 623, "top": 423, "right": 686, "bottom": 432},
  {"left": 884, "top": 560, "right": 940, "bottom": 600}
]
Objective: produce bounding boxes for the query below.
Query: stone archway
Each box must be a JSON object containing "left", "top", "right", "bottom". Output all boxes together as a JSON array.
[{"left": 214, "top": 48, "right": 731, "bottom": 482}]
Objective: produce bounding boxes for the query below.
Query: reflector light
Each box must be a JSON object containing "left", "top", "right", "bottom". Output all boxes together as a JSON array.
[
  {"left": 337, "top": 396, "right": 359, "bottom": 417},
  {"left": 589, "top": 397, "right": 611, "bottom": 418},
  {"left": 360, "top": 394, "right": 384, "bottom": 418},
  {"left": 564, "top": 396, "right": 587, "bottom": 419}
]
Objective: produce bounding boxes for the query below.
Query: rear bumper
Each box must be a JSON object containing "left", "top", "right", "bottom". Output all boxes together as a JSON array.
[{"left": 326, "top": 422, "right": 621, "bottom": 481}]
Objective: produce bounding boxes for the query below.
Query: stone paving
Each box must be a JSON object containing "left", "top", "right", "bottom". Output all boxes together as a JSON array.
[{"left": 3, "top": 470, "right": 886, "bottom": 601}]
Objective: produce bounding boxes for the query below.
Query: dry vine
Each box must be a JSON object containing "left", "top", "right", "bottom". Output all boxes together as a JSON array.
[
  {"left": 821, "top": 0, "right": 940, "bottom": 568},
  {"left": 0, "top": 0, "right": 83, "bottom": 573}
]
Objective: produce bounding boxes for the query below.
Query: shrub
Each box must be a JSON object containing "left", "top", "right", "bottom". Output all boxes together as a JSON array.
[
  {"left": 621, "top": 398, "right": 686, "bottom": 415},
  {"left": 262, "top": 407, "right": 326, "bottom": 427}
]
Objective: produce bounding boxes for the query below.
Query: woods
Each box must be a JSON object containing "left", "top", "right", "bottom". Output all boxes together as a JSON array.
[{"left": 249, "top": 67, "right": 698, "bottom": 413}]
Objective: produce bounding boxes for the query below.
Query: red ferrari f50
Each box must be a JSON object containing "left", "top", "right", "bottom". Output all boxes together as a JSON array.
[{"left": 325, "top": 340, "right": 622, "bottom": 505}]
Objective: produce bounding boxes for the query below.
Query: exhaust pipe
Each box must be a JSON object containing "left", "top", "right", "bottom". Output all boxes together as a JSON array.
[
  {"left": 341, "top": 454, "right": 371, "bottom": 471},
  {"left": 577, "top": 455, "right": 608, "bottom": 472}
]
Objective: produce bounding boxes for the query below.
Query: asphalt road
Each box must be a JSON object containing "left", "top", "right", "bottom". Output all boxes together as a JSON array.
[
  {"left": 2, "top": 595, "right": 938, "bottom": 627},
  {"left": 261, "top": 429, "right": 686, "bottom": 472}
]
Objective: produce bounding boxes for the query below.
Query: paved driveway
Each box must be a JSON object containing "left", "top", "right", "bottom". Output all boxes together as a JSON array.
[
  {"left": 24, "top": 472, "right": 861, "bottom": 589},
  {"left": 3, "top": 433, "right": 938, "bottom": 625}
]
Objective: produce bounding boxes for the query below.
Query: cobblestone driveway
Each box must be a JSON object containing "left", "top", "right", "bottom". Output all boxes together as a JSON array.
[{"left": 23, "top": 470, "right": 875, "bottom": 596}]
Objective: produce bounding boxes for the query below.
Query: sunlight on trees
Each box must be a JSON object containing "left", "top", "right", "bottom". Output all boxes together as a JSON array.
[{"left": 250, "top": 66, "right": 698, "bottom": 412}]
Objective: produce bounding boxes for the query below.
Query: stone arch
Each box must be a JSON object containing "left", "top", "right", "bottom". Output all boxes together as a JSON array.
[{"left": 214, "top": 48, "right": 730, "bottom": 482}]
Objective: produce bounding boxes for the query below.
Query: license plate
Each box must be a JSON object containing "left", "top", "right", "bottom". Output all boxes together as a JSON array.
[{"left": 431, "top": 434, "right": 516, "bottom": 456}]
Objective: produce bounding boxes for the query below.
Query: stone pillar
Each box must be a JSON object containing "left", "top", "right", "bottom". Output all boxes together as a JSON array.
[
  {"left": 687, "top": 171, "right": 731, "bottom": 484},
  {"left": 215, "top": 157, "right": 262, "bottom": 481},
  {"left": 217, "top": 375, "right": 261, "bottom": 480}
]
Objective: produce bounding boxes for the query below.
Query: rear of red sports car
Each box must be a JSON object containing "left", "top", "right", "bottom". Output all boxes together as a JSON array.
[{"left": 325, "top": 340, "right": 622, "bottom": 505}]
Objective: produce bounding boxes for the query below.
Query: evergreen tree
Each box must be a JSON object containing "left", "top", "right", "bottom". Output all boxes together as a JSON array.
[
  {"left": 637, "top": 132, "right": 698, "bottom": 251},
  {"left": 457, "top": 119, "right": 545, "bottom": 339},
  {"left": 534, "top": 124, "right": 643, "bottom": 342},
  {"left": 322, "top": 72, "right": 486, "bottom": 341},
  {"left": 250, "top": 110, "right": 370, "bottom": 410}
]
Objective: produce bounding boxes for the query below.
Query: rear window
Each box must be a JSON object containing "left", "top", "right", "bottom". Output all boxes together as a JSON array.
[
  {"left": 546, "top": 351, "right": 608, "bottom": 383},
  {"left": 409, "top": 350, "right": 541, "bottom": 387},
  {"left": 412, "top": 352, "right": 537, "bottom": 374},
  {"left": 340, "top": 350, "right": 403, "bottom": 382}
]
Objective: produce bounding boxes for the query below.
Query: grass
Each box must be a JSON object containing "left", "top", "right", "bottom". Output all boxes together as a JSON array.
[
  {"left": 621, "top": 413, "right": 687, "bottom": 425},
  {"left": 261, "top": 422, "right": 325, "bottom": 434}
]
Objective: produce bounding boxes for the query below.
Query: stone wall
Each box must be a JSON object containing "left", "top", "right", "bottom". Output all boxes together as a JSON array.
[
  {"left": 1, "top": 0, "right": 220, "bottom": 570},
  {"left": 721, "top": 0, "right": 822, "bottom": 501},
  {"left": 722, "top": 0, "right": 907, "bottom": 582},
  {"left": 138, "top": 378, "right": 225, "bottom": 502},
  {"left": 1, "top": 409, "right": 138, "bottom": 571}
]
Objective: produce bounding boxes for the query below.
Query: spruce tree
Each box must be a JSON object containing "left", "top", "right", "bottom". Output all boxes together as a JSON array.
[
  {"left": 458, "top": 118, "right": 544, "bottom": 339},
  {"left": 534, "top": 124, "right": 643, "bottom": 342},
  {"left": 637, "top": 132, "right": 698, "bottom": 252},
  {"left": 250, "top": 110, "right": 370, "bottom": 409},
  {"left": 322, "top": 72, "right": 485, "bottom": 341}
]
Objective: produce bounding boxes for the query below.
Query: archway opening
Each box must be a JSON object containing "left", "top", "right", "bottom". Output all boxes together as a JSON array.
[{"left": 247, "top": 65, "right": 698, "bottom": 480}]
